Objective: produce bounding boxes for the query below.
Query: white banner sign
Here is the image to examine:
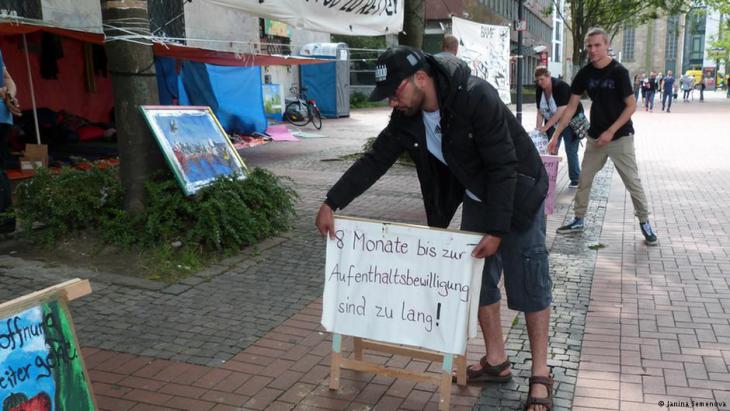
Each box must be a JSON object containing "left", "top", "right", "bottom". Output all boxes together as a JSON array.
[
  {"left": 205, "top": 0, "right": 403, "bottom": 36},
  {"left": 321, "top": 217, "right": 485, "bottom": 355},
  {"left": 452, "top": 17, "right": 511, "bottom": 104}
]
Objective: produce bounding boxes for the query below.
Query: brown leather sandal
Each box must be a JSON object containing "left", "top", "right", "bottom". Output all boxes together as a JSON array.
[
  {"left": 523, "top": 375, "right": 554, "bottom": 411},
  {"left": 453, "top": 355, "right": 512, "bottom": 383}
]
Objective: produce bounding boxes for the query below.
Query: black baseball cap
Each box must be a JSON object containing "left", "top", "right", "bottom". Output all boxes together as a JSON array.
[{"left": 368, "top": 46, "right": 426, "bottom": 102}]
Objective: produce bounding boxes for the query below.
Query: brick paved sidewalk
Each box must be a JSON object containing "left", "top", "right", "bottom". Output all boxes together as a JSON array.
[
  {"left": 87, "top": 298, "right": 522, "bottom": 410},
  {"left": 572, "top": 93, "right": 730, "bottom": 411}
]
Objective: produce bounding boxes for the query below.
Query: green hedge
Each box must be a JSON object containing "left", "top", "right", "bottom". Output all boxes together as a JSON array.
[{"left": 12, "top": 166, "right": 298, "bottom": 281}]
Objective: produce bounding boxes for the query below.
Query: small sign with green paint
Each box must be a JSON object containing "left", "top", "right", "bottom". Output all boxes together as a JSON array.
[{"left": 1, "top": 296, "right": 95, "bottom": 410}]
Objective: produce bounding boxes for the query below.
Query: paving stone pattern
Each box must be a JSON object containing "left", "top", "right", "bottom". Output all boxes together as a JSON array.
[{"left": 476, "top": 164, "right": 615, "bottom": 410}]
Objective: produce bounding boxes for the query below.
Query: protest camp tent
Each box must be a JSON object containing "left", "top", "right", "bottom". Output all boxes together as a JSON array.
[
  {"left": 153, "top": 43, "right": 328, "bottom": 135},
  {"left": 0, "top": 18, "right": 329, "bottom": 153},
  {"left": 0, "top": 22, "right": 112, "bottom": 147},
  {"left": 299, "top": 42, "right": 350, "bottom": 118}
]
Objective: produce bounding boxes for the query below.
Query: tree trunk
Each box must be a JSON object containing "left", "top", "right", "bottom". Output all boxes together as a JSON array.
[
  {"left": 102, "top": 1, "right": 164, "bottom": 213},
  {"left": 398, "top": 0, "right": 425, "bottom": 48}
]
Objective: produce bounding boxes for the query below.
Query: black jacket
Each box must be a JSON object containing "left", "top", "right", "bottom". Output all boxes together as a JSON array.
[
  {"left": 326, "top": 54, "right": 547, "bottom": 235},
  {"left": 535, "top": 77, "right": 584, "bottom": 116}
]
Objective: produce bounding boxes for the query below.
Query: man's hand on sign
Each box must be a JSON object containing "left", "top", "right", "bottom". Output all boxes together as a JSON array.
[
  {"left": 472, "top": 234, "right": 501, "bottom": 258},
  {"left": 315, "top": 202, "right": 336, "bottom": 239}
]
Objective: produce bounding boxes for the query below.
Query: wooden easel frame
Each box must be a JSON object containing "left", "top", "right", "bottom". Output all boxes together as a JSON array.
[{"left": 329, "top": 334, "right": 468, "bottom": 410}]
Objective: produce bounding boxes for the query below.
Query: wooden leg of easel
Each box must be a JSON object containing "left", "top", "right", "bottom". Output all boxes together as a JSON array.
[
  {"left": 329, "top": 333, "right": 342, "bottom": 390},
  {"left": 438, "top": 354, "right": 453, "bottom": 410},
  {"left": 454, "top": 355, "right": 467, "bottom": 386},
  {"left": 353, "top": 336, "right": 363, "bottom": 361}
]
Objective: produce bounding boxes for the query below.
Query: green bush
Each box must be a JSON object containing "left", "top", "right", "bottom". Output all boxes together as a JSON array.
[
  {"left": 12, "top": 166, "right": 298, "bottom": 281},
  {"left": 14, "top": 166, "right": 124, "bottom": 243},
  {"left": 350, "top": 92, "right": 388, "bottom": 109}
]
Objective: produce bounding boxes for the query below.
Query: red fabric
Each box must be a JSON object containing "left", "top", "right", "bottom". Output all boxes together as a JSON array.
[
  {"left": 76, "top": 124, "right": 106, "bottom": 141},
  {"left": 152, "top": 43, "right": 330, "bottom": 67},
  {"left": 0, "top": 33, "right": 114, "bottom": 123},
  {"left": 0, "top": 22, "right": 104, "bottom": 44}
]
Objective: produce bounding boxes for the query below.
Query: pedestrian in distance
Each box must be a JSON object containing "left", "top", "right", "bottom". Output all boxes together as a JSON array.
[
  {"left": 681, "top": 73, "right": 694, "bottom": 102},
  {"left": 549, "top": 27, "right": 658, "bottom": 246},
  {"left": 632, "top": 72, "right": 644, "bottom": 106},
  {"left": 643, "top": 71, "right": 657, "bottom": 112},
  {"left": 437, "top": 34, "right": 459, "bottom": 57},
  {"left": 700, "top": 79, "right": 705, "bottom": 102},
  {"left": 534, "top": 66, "right": 583, "bottom": 188},
  {"left": 315, "top": 45, "right": 555, "bottom": 411},
  {"left": 661, "top": 70, "right": 675, "bottom": 113}
]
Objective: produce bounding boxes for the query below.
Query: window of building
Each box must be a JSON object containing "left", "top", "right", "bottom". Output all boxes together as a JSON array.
[
  {"left": 554, "top": 21, "right": 562, "bottom": 42},
  {"left": 553, "top": 43, "right": 561, "bottom": 62},
  {"left": 690, "top": 35, "right": 704, "bottom": 59},
  {"left": 622, "top": 25, "right": 635, "bottom": 62},
  {"left": 665, "top": 16, "right": 679, "bottom": 61}
]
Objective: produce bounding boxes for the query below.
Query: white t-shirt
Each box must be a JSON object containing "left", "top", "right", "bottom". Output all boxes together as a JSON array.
[
  {"left": 422, "top": 110, "right": 482, "bottom": 202},
  {"left": 538, "top": 92, "right": 557, "bottom": 121}
]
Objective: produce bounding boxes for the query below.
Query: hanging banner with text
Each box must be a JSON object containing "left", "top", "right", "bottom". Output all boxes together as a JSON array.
[
  {"left": 321, "top": 217, "right": 485, "bottom": 355},
  {"left": 451, "top": 17, "right": 511, "bottom": 104},
  {"left": 206, "top": 0, "right": 403, "bottom": 36}
]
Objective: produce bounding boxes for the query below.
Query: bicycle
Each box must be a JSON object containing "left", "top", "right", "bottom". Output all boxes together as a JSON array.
[{"left": 284, "top": 86, "right": 322, "bottom": 129}]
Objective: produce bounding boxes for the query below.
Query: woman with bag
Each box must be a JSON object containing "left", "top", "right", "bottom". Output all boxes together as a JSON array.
[
  {"left": 0, "top": 48, "right": 19, "bottom": 234},
  {"left": 535, "top": 66, "right": 585, "bottom": 188}
]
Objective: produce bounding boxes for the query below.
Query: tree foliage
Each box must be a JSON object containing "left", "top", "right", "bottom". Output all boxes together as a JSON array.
[
  {"left": 709, "top": 16, "right": 730, "bottom": 67},
  {"left": 552, "top": 0, "right": 691, "bottom": 68}
]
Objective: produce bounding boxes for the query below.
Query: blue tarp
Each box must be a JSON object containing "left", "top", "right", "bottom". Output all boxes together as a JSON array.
[
  {"left": 155, "top": 57, "right": 179, "bottom": 105},
  {"left": 300, "top": 61, "right": 337, "bottom": 118},
  {"left": 155, "top": 58, "right": 267, "bottom": 135}
]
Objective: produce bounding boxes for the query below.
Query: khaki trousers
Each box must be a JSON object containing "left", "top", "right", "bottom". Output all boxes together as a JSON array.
[{"left": 574, "top": 135, "right": 650, "bottom": 222}]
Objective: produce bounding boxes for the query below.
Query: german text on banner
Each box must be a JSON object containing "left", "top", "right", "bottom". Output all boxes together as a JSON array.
[
  {"left": 205, "top": 0, "right": 403, "bottom": 36},
  {"left": 451, "top": 17, "right": 511, "bottom": 104},
  {"left": 321, "top": 217, "right": 485, "bottom": 355}
]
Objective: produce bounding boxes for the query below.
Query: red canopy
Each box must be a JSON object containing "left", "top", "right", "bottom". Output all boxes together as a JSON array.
[
  {"left": 152, "top": 42, "right": 329, "bottom": 67},
  {"left": 1, "top": 22, "right": 328, "bottom": 67},
  {"left": 0, "top": 22, "right": 104, "bottom": 44}
]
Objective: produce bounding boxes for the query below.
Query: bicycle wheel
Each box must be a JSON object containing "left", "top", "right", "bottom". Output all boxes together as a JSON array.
[
  {"left": 310, "top": 106, "right": 322, "bottom": 129},
  {"left": 285, "top": 101, "right": 310, "bottom": 127}
]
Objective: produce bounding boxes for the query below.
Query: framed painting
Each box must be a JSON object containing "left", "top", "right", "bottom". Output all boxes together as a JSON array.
[{"left": 139, "top": 106, "right": 248, "bottom": 196}]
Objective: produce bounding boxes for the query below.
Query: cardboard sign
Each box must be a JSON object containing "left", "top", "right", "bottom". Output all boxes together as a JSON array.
[
  {"left": 321, "top": 217, "right": 485, "bottom": 355},
  {"left": 0, "top": 280, "right": 95, "bottom": 410},
  {"left": 541, "top": 155, "right": 560, "bottom": 215},
  {"left": 21, "top": 144, "right": 48, "bottom": 171}
]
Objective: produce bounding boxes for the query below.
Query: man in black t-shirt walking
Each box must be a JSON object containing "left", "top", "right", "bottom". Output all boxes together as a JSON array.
[{"left": 549, "top": 27, "right": 658, "bottom": 245}]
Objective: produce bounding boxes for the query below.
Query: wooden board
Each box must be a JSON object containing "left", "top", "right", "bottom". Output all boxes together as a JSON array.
[{"left": 329, "top": 335, "right": 466, "bottom": 410}]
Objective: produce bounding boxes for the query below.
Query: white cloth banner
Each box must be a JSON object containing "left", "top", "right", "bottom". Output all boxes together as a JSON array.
[
  {"left": 205, "top": 0, "right": 403, "bottom": 36},
  {"left": 451, "top": 17, "right": 511, "bottom": 104},
  {"left": 321, "top": 217, "right": 485, "bottom": 355}
]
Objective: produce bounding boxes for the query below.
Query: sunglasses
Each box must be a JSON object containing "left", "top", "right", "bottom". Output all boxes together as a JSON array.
[{"left": 388, "top": 78, "right": 410, "bottom": 102}]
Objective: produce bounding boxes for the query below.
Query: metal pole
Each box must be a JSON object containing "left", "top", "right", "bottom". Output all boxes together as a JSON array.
[
  {"left": 22, "top": 34, "right": 41, "bottom": 145},
  {"left": 516, "top": 0, "right": 524, "bottom": 123}
]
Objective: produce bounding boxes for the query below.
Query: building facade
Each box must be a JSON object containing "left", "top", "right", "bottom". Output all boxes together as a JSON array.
[{"left": 611, "top": 9, "right": 722, "bottom": 82}]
